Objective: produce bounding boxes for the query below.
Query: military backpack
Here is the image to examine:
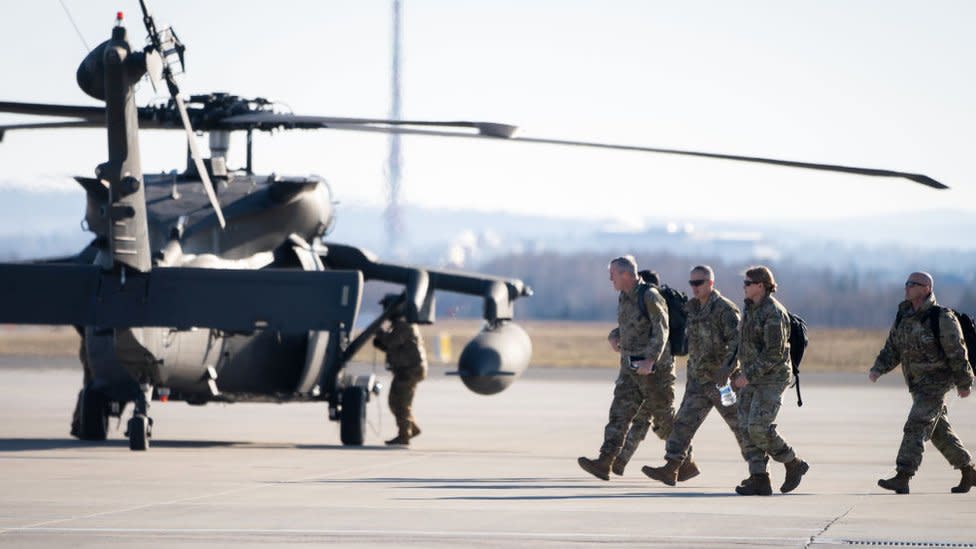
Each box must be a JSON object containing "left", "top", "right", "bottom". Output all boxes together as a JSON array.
[
  {"left": 898, "top": 306, "right": 976, "bottom": 375},
  {"left": 787, "top": 312, "right": 809, "bottom": 407},
  {"left": 636, "top": 282, "right": 689, "bottom": 357}
]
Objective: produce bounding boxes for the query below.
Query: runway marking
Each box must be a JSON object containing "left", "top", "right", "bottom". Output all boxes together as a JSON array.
[
  {"left": 0, "top": 526, "right": 812, "bottom": 543},
  {"left": 8, "top": 454, "right": 430, "bottom": 532}
]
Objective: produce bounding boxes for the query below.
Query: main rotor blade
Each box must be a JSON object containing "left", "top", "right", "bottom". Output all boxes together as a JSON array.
[
  {"left": 313, "top": 124, "right": 949, "bottom": 190},
  {"left": 174, "top": 95, "right": 226, "bottom": 227},
  {"left": 0, "top": 101, "right": 105, "bottom": 121},
  {"left": 219, "top": 112, "right": 517, "bottom": 137},
  {"left": 0, "top": 121, "right": 101, "bottom": 131}
]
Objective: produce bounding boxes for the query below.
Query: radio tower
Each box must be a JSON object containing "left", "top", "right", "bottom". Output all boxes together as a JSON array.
[{"left": 385, "top": 0, "right": 404, "bottom": 257}]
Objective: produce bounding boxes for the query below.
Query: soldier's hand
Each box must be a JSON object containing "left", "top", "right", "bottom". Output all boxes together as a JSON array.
[
  {"left": 635, "top": 360, "right": 655, "bottom": 376},
  {"left": 959, "top": 387, "right": 972, "bottom": 398},
  {"left": 732, "top": 373, "right": 749, "bottom": 389},
  {"left": 608, "top": 336, "right": 620, "bottom": 352},
  {"left": 868, "top": 371, "right": 881, "bottom": 383}
]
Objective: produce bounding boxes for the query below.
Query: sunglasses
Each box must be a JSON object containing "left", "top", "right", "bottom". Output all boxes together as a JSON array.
[
  {"left": 743, "top": 280, "right": 760, "bottom": 287},
  {"left": 904, "top": 281, "right": 927, "bottom": 288},
  {"left": 688, "top": 279, "right": 708, "bottom": 287}
]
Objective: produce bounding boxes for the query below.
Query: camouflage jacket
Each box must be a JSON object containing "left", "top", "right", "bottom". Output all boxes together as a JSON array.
[
  {"left": 871, "top": 293, "right": 973, "bottom": 392},
  {"left": 608, "top": 282, "right": 671, "bottom": 365},
  {"left": 685, "top": 289, "right": 740, "bottom": 384},
  {"left": 739, "top": 294, "right": 792, "bottom": 386},
  {"left": 373, "top": 319, "right": 428, "bottom": 372}
]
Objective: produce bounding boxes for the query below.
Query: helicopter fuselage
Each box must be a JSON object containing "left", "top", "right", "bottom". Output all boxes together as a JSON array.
[{"left": 81, "top": 170, "right": 342, "bottom": 406}]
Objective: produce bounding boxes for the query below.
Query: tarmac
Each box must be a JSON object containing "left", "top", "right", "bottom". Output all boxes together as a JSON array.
[{"left": 0, "top": 357, "right": 974, "bottom": 548}]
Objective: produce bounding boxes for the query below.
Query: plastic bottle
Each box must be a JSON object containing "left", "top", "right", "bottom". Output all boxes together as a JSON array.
[{"left": 717, "top": 381, "right": 737, "bottom": 407}]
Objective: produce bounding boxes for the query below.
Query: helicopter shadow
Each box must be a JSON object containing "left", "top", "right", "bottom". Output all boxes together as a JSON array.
[{"left": 0, "top": 438, "right": 404, "bottom": 452}]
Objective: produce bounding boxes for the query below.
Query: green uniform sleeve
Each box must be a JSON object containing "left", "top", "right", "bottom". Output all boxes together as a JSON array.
[
  {"left": 373, "top": 328, "right": 391, "bottom": 351},
  {"left": 871, "top": 321, "right": 901, "bottom": 377},
  {"left": 938, "top": 311, "right": 974, "bottom": 390},
  {"left": 642, "top": 291, "right": 669, "bottom": 363},
  {"left": 608, "top": 327, "right": 620, "bottom": 341},
  {"left": 719, "top": 304, "right": 741, "bottom": 376},
  {"left": 744, "top": 307, "right": 788, "bottom": 380}
]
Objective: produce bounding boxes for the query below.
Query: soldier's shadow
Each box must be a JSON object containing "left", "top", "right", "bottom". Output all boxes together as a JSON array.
[{"left": 412, "top": 492, "right": 741, "bottom": 501}]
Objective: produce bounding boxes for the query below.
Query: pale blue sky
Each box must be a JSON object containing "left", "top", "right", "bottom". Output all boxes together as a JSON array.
[{"left": 1, "top": 1, "right": 974, "bottom": 225}]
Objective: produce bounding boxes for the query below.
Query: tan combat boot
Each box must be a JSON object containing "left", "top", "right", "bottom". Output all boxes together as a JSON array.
[
  {"left": 677, "top": 458, "right": 700, "bottom": 482},
  {"left": 641, "top": 458, "right": 682, "bottom": 486},
  {"left": 578, "top": 453, "right": 615, "bottom": 481},
  {"left": 780, "top": 458, "right": 810, "bottom": 493},
  {"left": 878, "top": 471, "right": 912, "bottom": 494},
  {"left": 611, "top": 456, "right": 627, "bottom": 476},
  {"left": 735, "top": 473, "right": 772, "bottom": 496},
  {"left": 386, "top": 424, "right": 412, "bottom": 446},
  {"left": 951, "top": 464, "right": 976, "bottom": 494}
]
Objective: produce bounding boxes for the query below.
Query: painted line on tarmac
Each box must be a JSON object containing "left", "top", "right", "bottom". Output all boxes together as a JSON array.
[
  {"left": 0, "top": 527, "right": 810, "bottom": 544},
  {"left": 10, "top": 454, "right": 430, "bottom": 531}
]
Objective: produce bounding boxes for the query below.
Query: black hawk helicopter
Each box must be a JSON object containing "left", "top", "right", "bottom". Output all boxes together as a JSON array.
[{"left": 0, "top": 2, "right": 945, "bottom": 451}]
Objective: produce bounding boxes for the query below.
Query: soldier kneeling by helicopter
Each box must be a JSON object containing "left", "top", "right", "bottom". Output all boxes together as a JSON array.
[{"left": 374, "top": 295, "right": 428, "bottom": 445}]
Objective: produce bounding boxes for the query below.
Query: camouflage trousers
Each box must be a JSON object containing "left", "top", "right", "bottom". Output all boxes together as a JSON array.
[
  {"left": 389, "top": 367, "right": 425, "bottom": 432},
  {"left": 738, "top": 382, "right": 796, "bottom": 475},
  {"left": 895, "top": 389, "right": 973, "bottom": 474},
  {"left": 665, "top": 376, "right": 749, "bottom": 462},
  {"left": 600, "top": 358, "right": 676, "bottom": 460}
]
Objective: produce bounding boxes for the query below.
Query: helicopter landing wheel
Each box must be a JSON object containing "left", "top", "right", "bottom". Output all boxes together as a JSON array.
[
  {"left": 78, "top": 385, "right": 109, "bottom": 441},
  {"left": 339, "top": 386, "right": 367, "bottom": 446},
  {"left": 127, "top": 415, "right": 151, "bottom": 451}
]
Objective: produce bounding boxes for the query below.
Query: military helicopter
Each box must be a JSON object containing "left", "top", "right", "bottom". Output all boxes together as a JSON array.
[{"left": 0, "top": 2, "right": 944, "bottom": 451}]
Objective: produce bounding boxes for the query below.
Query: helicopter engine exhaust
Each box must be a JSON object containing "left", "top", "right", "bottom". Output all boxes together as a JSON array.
[{"left": 456, "top": 321, "right": 532, "bottom": 395}]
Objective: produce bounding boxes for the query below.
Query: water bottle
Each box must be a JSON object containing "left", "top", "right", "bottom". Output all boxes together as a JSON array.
[{"left": 717, "top": 381, "right": 737, "bottom": 407}]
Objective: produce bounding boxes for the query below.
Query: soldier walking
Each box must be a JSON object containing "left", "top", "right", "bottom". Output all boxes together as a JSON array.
[
  {"left": 732, "top": 266, "right": 809, "bottom": 495},
  {"left": 578, "top": 256, "right": 687, "bottom": 480},
  {"left": 611, "top": 270, "right": 673, "bottom": 476},
  {"left": 374, "top": 301, "right": 428, "bottom": 446},
  {"left": 642, "top": 265, "right": 750, "bottom": 485},
  {"left": 870, "top": 271, "right": 975, "bottom": 494}
]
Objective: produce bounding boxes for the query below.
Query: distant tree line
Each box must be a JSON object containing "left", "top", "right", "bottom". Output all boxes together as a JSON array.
[{"left": 431, "top": 250, "right": 976, "bottom": 329}]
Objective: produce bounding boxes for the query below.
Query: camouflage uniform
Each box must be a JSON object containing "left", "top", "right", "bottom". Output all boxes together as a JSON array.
[
  {"left": 665, "top": 290, "right": 749, "bottom": 462},
  {"left": 870, "top": 294, "right": 974, "bottom": 475},
  {"left": 374, "top": 318, "right": 428, "bottom": 437},
  {"left": 738, "top": 294, "right": 796, "bottom": 475},
  {"left": 601, "top": 283, "right": 675, "bottom": 458}
]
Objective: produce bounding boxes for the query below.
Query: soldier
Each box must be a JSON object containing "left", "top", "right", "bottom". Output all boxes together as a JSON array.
[
  {"left": 373, "top": 299, "right": 428, "bottom": 446},
  {"left": 732, "top": 265, "right": 809, "bottom": 495},
  {"left": 870, "top": 271, "right": 975, "bottom": 494},
  {"left": 578, "top": 256, "right": 688, "bottom": 480},
  {"left": 642, "top": 265, "right": 750, "bottom": 485},
  {"left": 609, "top": 270, "right": 678, "bottom": 476}
]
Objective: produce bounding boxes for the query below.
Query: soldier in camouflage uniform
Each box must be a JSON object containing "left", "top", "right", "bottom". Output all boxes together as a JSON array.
[
  {"left": 611, "top": 269, "right": 674, "bottom": 476},
  {"left": 642, "top": 265, "right": 750, "bottom": 485},
  {"left": 732, "top": 266, "right": 809, "bottom": 496},
  {"left": 374, "top": 310, "right": 428, "bottom": 446},
  {"left": 870, "top": 271, "right": 975, "bottom": 494},
  {"left": 578, "top": 256, "right": 683, "bottom": 480}
]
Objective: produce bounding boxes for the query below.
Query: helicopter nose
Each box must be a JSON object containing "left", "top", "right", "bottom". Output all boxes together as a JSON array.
[{"left": 456, "top": 321, "right": 532, "bottom": 395}]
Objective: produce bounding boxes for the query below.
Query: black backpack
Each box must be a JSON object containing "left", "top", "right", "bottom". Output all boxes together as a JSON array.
[
  {"left": 787, "top": 312, "right": 809, "bottom": 407},
  {"left": 637, "top": 282, "right": 689, "bottom": 357},
  {"left": 904, "top": 307, "right": 976, "bottom": 376}
]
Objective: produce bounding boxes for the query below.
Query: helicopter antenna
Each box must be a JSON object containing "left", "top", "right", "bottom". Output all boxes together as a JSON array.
[
  {"left": 385, "top": 0, "right": 404, "bottom": 257},
  {"left": 58, "top": 0, "right": 91, "bottom": 52}
]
